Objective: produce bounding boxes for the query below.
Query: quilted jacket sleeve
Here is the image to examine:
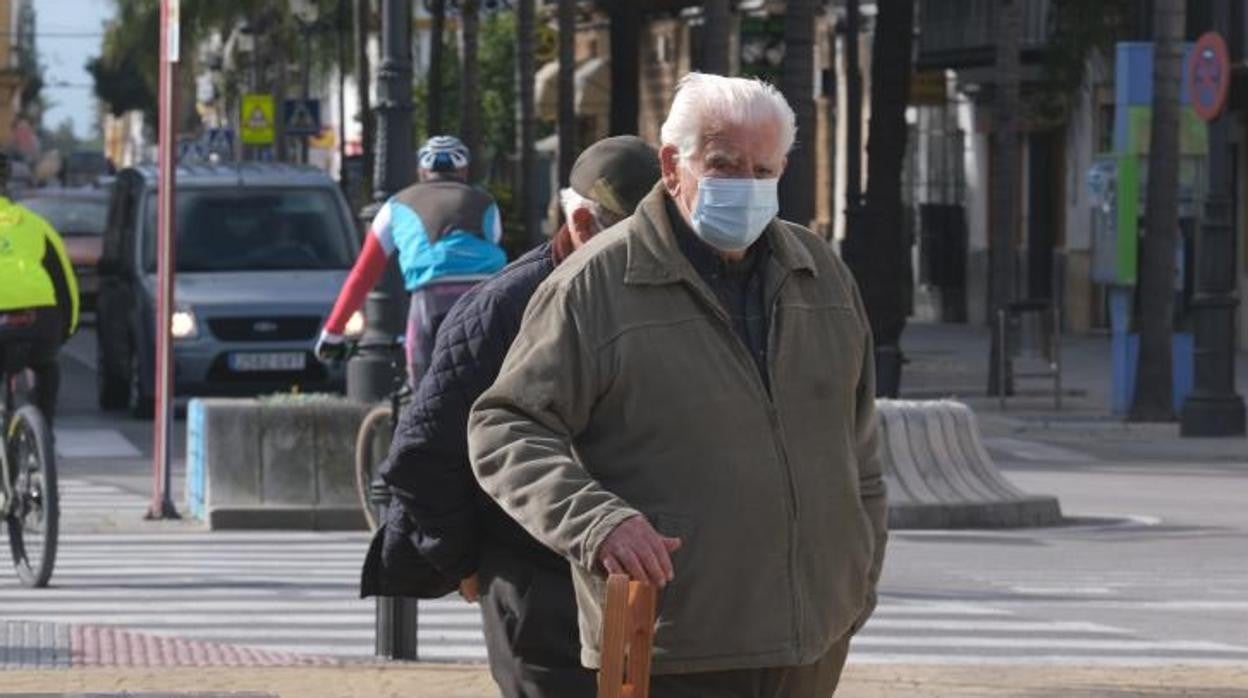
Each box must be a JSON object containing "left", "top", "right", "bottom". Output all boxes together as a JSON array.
[{"left": 380, "top": 290, "right": 520, "bottom": 581}]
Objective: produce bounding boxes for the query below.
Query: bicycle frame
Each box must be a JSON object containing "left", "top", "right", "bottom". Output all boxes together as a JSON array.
[
  {"left": 0, "top": 364, "right": 40, "bottom": 513},
  {"left": 0, "top": 373, "right": 17, "bottom": 514}
]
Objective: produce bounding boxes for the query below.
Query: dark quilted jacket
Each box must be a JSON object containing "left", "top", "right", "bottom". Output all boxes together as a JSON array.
[{"left": 362, "top": 243, "right": 561, "bottom": 596}]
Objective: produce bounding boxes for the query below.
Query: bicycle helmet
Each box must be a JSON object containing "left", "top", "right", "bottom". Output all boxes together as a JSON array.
[{"left": 417, "top": 135, "right": 471, "bottom": 173}]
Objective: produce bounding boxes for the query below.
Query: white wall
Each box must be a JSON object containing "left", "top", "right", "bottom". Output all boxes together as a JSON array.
[{"left": 960, "top": 100, "right": 989, "bottom": 325}]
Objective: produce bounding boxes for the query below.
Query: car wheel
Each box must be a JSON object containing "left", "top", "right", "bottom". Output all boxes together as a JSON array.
[
  {"left": 97, "top": 347, "right": 129, "bottom": 411},
  {"left": 128, "top": 347, "right": 154, "bottom": 420}
]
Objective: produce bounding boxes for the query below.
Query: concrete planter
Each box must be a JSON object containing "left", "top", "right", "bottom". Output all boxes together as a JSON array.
[
  {"left": 186, "top": 395, "right": 374, "bottom": 530},
  {"left": 878, "top": 399, "right": 1063, "bottom": 529}
]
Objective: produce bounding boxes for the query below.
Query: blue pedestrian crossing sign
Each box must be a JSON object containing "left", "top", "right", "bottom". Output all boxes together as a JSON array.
[{"left": 284, "top": 99, "right": 322, "bottom": 137}]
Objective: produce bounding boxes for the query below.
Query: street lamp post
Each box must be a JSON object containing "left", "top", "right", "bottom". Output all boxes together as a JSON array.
[
  {"left": 355, "top": 0, "right": 417, "bottom": 660},
  {"left": 1180, "top": 1, "right": 1245, "bottom": 436}
]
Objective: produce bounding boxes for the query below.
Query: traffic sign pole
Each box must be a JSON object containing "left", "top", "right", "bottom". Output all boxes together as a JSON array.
[
  {"left": 148, "top": 0, "right": 181, "bottom": 521},
  {"left": 1180, "top": 27, "right": 1245, "bottom": 436}
]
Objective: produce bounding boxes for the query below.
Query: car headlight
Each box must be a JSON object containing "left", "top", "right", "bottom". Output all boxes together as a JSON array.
[
  {"left": 344, "top": 310, "right": 366, "bottom": 338},
  {"left": 171, "top": 309, "right": 199, "bottom": 339}
]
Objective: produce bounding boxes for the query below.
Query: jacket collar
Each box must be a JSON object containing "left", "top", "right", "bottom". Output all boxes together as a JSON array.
[{"left": 625, "top": 183, "right": 817, "bottom": 286}]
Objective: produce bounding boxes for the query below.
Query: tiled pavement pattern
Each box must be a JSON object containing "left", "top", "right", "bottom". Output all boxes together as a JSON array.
[{"left": 1, "top": 620, "right": 335, "bottom": 669}]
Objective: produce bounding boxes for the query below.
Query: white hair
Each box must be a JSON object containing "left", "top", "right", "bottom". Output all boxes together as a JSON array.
[
  {"left": 659, "top": 72, "right": 797, "bottom": 160},
  {"left": 559, "top": 187, "right": 605, "bottom": 225}
]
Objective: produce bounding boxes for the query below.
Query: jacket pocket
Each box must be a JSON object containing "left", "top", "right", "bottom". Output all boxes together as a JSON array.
[{"left": 647, "top": 512, "right": 695, "bottom": 636}]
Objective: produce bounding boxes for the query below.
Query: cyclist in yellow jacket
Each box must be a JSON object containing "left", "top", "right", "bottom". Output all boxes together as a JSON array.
[{"left": 0, "top": 153, "right": 79, "bottom": 425}]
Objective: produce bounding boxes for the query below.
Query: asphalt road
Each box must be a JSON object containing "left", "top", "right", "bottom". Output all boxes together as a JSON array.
[{"left": 10, "top": 327, "right": 1248, "bottom": 665}]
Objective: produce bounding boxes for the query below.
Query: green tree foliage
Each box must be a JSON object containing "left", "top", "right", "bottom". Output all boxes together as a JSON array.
[
  {"left": 87, "top": 52, "right": 154, "bottom": 118},
  {"left": 414, "top": 12, "right": 517, "bottom": 175},
  {"left": 1032, "top": 0, "right": 1132, "bottom": 124},
  {"left": 90, "top": 0, "right": 348, "bottom": 124},
  {"left": 413, "top": 12, "right": 531, "bottom": 256}
]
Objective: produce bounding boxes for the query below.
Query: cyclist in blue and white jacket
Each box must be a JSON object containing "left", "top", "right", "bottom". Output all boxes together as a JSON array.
[{"left": 316, "top": 136, "right": 507, "bottom": 372}]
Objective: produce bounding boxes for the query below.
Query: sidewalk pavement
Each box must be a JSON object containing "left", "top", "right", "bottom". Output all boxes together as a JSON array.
[
  {"left": 2, "top": 663, "right": 1246, "bottom": 697},
  {"left": 900, "top": 321, "right": 1248, "bottom": 461}
]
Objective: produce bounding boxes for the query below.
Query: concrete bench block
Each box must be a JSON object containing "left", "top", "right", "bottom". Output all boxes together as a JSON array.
[
  {"left": 186, "top": 395, "right": 374, "bottom": 530},
  {"left": 878, "top": 399, "right": 1063, "bottom": 529}
]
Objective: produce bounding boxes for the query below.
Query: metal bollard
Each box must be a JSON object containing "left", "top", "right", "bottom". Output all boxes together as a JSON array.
[{"left": 369, "top": 480, "right": 420, "bottom": 659}]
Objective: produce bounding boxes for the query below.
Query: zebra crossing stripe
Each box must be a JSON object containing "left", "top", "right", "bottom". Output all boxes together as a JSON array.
[
  {"left": 54, "top": 430, "right": 142, "bottom": 459},
  {"left": 6, "top": 494, "right": 1248, "bottom": 666}
]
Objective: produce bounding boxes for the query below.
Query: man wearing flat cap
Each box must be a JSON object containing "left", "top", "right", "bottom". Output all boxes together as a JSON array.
[{"left": 366, "top": 135, "right": 662, "bottom": 697}]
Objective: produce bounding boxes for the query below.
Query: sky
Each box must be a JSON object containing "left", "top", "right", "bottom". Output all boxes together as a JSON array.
[{"left": 37, "top": 0, "right": 114, "bottom": 140}]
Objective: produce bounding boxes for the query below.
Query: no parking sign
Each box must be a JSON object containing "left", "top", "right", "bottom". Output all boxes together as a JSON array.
[{"left": 1188, "top": 32, "right": 1229, "bottom": 122}]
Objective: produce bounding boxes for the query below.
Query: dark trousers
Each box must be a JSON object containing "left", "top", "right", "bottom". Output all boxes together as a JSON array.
[
  {"left": 478, "top": 542, "right": 596, "bottom": 698},
  {"left": 649, "top": 633, "right": 853, "bottom": 698},
  {"left": 0, "top": 307, "right": 62, "bottom": 426}
]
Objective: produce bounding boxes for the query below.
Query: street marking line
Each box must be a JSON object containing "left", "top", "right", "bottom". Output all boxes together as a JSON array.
[
  {"left": 850, "top": 636, "right": 1248, "bottom": 653},
  {"left": 863, "top": 620, "right": 1126, "bottom": 634},
  {"left": 54, "top": 430, "right": 141, "bottom": 459},
  {"left": 1009, "top": 586, "right": 1117, "bottom": 595},
  {"left": 849, "top": 654, "right": 1248, "bottom": 667},
  {"left": 982, "top": 437, "right": 1091, "bottom": 463}
]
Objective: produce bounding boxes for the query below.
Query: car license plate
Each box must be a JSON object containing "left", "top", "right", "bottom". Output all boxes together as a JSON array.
[{"left": 228, "top": 352, "right": 306, "bottom": 372}]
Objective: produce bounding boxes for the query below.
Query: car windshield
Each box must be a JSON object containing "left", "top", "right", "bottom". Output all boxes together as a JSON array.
[
  {"left": 142, "top": 188, "right": 354, "bottom": 272},
  {"left": 21, "top": 196, "right": 108, "bottom": 236}
]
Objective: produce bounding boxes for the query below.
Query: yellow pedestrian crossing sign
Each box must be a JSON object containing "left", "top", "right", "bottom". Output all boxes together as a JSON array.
[{"left": 241, "top": 94, "right": 275, "bottom": 145}]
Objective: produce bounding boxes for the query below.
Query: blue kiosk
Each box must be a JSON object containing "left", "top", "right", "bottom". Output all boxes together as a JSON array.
[{"left": 1095, "top": 42, "right": 1207, "bottom": 416}]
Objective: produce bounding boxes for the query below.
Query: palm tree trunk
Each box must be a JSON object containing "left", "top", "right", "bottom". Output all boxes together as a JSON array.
[
  {"left": 987, "top": 0, "right": 1021, "bottom": 396},
  {"left": 608, "top": 4, "right": 640, "bottom": 135},
  {"left": 427, "top": 0, "right": 446, "bottom": 135},
  {"left": 861, "top": 0, "right": 916, "bottom": 397},
  {"left": 778, "top": 0, "right": 815, "bottom": 226},
  {"left": 702, "top": 0, "right": 732, "bottom": 74},
  {"left": 557, "top": 0, "right": 576, "bottom": 187},
  {"left": 459, "top": 0, "right": 483, "bottom": 181},
  {"left": 516, "top": 0, "right": 540, "bottom": 244},
  {"left": 1130, "top": 0, "right": 1184, "bottom": 421}
]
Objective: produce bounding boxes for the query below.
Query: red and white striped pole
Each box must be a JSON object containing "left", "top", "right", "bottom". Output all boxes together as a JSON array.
[{"left": 148, "top": 0, "right": 180, "bottom": 520}]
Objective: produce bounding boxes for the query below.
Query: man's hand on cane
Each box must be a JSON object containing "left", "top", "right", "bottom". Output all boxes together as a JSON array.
[
  {"left": 597, "top": 515, "right": 682, "bottom": 589},
  {"left": 459, "top": 573, "right": 480, "bottom": 603}
]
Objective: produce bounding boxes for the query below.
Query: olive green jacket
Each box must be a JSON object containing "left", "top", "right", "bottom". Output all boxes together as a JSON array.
[{"left": 468, "top": 185, "right": 887, "bottom": 674}]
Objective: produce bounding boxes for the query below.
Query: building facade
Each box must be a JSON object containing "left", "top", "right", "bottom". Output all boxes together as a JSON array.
[
  {"left": 0, "top": 0, "right": 34, "bottom": 153},
  {"left": 913, "top": 0, "right": 1246, "bottom": 349}
]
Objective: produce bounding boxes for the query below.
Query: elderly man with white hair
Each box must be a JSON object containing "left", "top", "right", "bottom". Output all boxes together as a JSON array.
[{"left": 469, "top": 73, "right": 887, "bottom": 695}]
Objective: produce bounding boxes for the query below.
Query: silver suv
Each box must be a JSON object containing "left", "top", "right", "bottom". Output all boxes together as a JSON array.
[{"left": 96, "top": 163, "right": 362, "bottom": 417}]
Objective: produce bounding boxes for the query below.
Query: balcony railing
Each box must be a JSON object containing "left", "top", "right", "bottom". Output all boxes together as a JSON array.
[{"left": 917, "top": 0, "right": 1052, "bottom": 69}]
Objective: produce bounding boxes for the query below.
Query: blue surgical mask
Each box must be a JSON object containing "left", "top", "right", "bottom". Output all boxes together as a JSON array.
[{"left": 688, "top": 176, "right": 780, "bottom": 252}]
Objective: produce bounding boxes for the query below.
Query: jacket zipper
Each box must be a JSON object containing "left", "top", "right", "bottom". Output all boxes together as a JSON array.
[
  {"left": 764, "top": 271, "right": 803, "bottom": 659},
  {"left": 679, "top": 268, "right": 804, "bottom": 658}
]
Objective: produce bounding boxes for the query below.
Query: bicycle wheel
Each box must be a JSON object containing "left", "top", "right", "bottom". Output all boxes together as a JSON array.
[
  {"left": 354, "top": 404, "right": 393, "bottom": 531},
  {"left": 5, "top": 404, "right": 59, "bottom": 588}
]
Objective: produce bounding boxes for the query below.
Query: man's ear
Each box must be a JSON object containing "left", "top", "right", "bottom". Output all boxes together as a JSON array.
[
  {"left": 570, "top": 207, "right": 597, "bottom": 246},
  {"left": 659, "top": 144, "right": 681, "bottom": 193}
]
